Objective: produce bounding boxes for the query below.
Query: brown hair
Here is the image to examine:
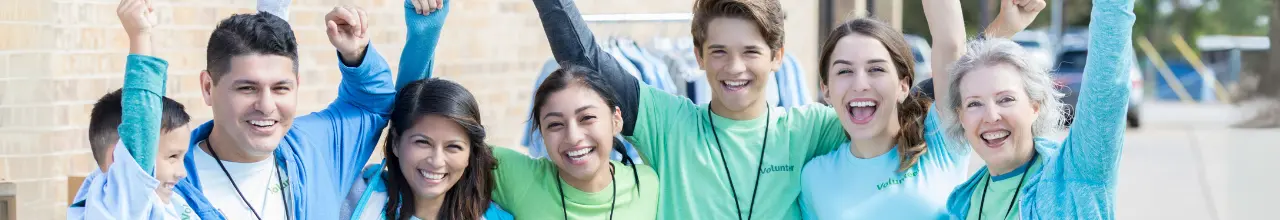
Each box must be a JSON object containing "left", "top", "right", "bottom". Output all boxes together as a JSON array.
[
  {"left": 383, "top": 78, "right": 496, "bottom": 220},
  {"left": 818, "top": 18, "right": 932, "bottom": 172},
  {"left": 691, "top": 0, "right": 786, "bottom": 58}
]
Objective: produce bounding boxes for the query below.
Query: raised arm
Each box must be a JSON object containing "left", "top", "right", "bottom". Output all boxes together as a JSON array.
[
  {"left": 116, "top": 0, "right": 162, "bottom": 174},
  {"left": 922, "top": 0, "right": 967, "bottom": 118},
  {"left": 291, "top": 5, "right": 397, "bottom": 190},
  {"left": 1061, "top": 0, "right": 1134, "bottom": 183},
  {"left": 530, "top": 0, "right": 642, "bottom": 135},
  {"left": 396, "top": 0, "right": 450, "bottom": 90},
  {"left": 983, "top": 0, "right": 1047, "bottom": 39}
]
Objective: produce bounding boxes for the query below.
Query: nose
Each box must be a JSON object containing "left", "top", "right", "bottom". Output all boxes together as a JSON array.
[
  {"left": 255, "top": 90, "right": 278, "bottom": 115},
  {"left": 980, "top": 105, "right": 1002, "bottom": 124},
  {"left": 175, "top": 164, "right": 188, "bottom": 180},
  {"left": 426, "top": 146, "right": 446, "bottom": 168},
  {"left": 563, "top": 122, "right": 586, "bottom": 147},
  {"left": 849, "top": 71, "right": 872, "bottom": 92},
  {"left": 723, "top": 56, "right": 748, "bottom": 76}
]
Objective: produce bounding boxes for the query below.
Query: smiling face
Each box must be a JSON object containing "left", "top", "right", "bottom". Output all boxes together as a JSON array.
[
  {"left": 697, "top": 17, "right": 784, "bottom": 114},
  {"left": 394, "top": 115, "right": 472, "bottom": 200},
  {"left": 956, "top": 63, "right": 1040, "bottom": 167},
  {"left": 537, "top": 84, "right": 624, "bottom": 181},
  {"left": 201, "top": 54, "right": 297, "bottom": 158},
  {"left": 153, "top": 125, "right": 191, "bottom": 204},
  {"left": 822, "top": 34, "right": 911, "bottom": 140}
]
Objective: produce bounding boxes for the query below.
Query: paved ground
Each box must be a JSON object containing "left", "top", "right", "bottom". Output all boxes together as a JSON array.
[{"left": 963, "top": 102, "right": 1280, "bottom": 219}]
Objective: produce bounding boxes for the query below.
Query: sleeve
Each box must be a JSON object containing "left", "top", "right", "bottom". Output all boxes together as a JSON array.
[
  {"left": 788, "top": 104, "right": 848, "bottom": 161},
  {"left": 1060, "top": 0, "right": 1135, "bottom": 184},
  {"left": 291, "top": 45, "right": 397, "bottom": 191},
  {"left": 396, "top": 0, "right": 450, "bottom": 90},
  {"left": 923, "top": 104, "right": 969, "bottom": 161},
  {"left": 84, "top": 143, "right": 165, "bottom": 220},
  {"left": 530, "top": 0, "right": 642, "bottom": 135},
  {"left": 624, "top": 86, "right": 700, "bottom": 162},
  {"left": 118, "top": 54, "right": 169, "bottom": 174},
  {"left": 489, "top": 146, "right": 544, "bottom": 209}
]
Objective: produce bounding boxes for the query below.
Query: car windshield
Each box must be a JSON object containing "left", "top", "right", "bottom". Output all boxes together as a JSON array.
[
  {"left": 1016, "top": 41, "right": 1041, "bottom": 48},
  {"left": 1056, "top": 51, "right": 1088, "bottom": 73}
]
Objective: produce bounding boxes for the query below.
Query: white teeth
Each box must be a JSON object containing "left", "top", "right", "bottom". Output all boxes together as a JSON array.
[
  {"left": 567, "top": 148, "right": 592, "bottom": 157},
  {"left": 724, "top": 80, "right": 748, "bottom": 87},
  {"left": 420, "top": 170, "right": 444, "bottom": 180},
  {"left": 248, "top": 120, "right": 276, "bottom": 127},
  {"left": 981, "top": 130, "right": 1010, "bottom": 140},
  {"left": 847, "top": 101, "right": 877, "bottom": 108}
]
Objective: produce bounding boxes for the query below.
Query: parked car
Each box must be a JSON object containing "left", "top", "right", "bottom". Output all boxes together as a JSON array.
[
  {"left": 1053, "top": 30, "right": 1145, "bottom": 128},
  {"left": 904, "top": 34, "right": 932, "bottom": 83}
]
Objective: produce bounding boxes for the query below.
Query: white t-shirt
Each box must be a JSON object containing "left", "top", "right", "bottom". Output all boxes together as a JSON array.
[{"left": 193, "top": 141, "right": 289, "bottom": 220}]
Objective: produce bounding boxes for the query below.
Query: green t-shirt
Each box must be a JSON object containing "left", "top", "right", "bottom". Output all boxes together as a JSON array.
[
  {"left": 626, "top": 86, "right": 848, "bottom": 219},
  {"left": 966, "top": 157, "right": 1045, "bottom": 220},
  {"left": 491, "top": 147, "right": 660, "bottom": 219}
]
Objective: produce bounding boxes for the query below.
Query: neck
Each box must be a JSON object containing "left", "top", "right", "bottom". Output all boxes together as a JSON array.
[
  {"left": 849, "top": 123, "right": 901, "bottom": 159},
  {"left": 412, "top": 194, "right": 444, "bottom": 220},
  {"left": 205, "top": 127, "right": 272, "bottom": 163},
  {"left": 710, "top": 100, "right": 767, "bottom": 120},
  {"left": 988, "top": 145, "right": 1037, "bottom": 176},
  {"left": 559, "top": 163, "right": 614, "bottom": 193}
]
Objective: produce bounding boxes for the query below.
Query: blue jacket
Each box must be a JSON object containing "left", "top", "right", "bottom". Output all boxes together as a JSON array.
[
  {"left": 184, "top": 45, "right": 396, "bottom": 220},
  {"left": 945, "top": 0, "right": 1135, "bottom": 219}
]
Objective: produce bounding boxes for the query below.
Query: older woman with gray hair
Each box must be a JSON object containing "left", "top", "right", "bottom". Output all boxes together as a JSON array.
[{"left": 939, "top": 0, "right": 1135, "bottom": 219}]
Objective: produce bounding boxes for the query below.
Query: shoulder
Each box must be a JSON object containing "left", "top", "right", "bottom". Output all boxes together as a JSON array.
[{"left": 802, "top": 143, "right": 847, "bottom": 175}]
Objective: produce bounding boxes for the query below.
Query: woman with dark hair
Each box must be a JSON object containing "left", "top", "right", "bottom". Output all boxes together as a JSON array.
[
  {"left": 341, "top": 1, "right": 513, "bottom": 219},
  {"left": 486, "top": 63, "right": 659, "bottom": 219},
  {"left": 346, "top": 78, "right": 510, "bottom": 220},
  {"left": 798, "top": 0, "right": 1043, "bottom": 219}
]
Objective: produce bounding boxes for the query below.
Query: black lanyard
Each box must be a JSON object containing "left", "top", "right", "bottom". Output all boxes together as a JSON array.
[
  {"left": 556, "top": 164, "right": 616, "bottom": 220},
  {"left": 978, "top": 153, "right": 1038, "bottom": 220},
  {"left": 206, "top": 139, "right": 292, "bottom": 220},
  {"left": 707, "top": 107, "right": 770, "bottom": 220}
]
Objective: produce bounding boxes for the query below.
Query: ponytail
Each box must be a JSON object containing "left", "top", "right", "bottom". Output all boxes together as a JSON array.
[
  {"left": 612, "top": 137, "right": 642, "bottom": 193},
  {"left": 895, "top": 88, "right": 933, "bottom": 172}
]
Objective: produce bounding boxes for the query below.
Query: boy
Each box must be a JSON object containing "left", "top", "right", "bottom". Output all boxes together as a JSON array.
[{"left": 68, "top": 0, "right": 222, "bottom": 219}]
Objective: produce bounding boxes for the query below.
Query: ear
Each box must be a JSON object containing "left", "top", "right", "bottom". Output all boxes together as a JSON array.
[
  {"left": 899, "top": 77, "right": 911, "bottom": 103},
  {"left": 771, "top": 47, "right": 786, "bottom": 72},
  {"left": 694, "top": 48, "right": 706, "bottom": 71},
  {"left": 611, "top": 106, "right": 624, "bottom": 134},
  {"left": 200, "top": 70, "right": 215, "bottom": 106},
  {"left": 819, "top": 82, "right": 831, "bottom": 104}
]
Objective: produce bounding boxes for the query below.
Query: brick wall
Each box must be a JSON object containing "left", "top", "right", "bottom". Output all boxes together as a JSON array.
[{"left": 0, "top": 0, "right": 818, "bottom": 219}]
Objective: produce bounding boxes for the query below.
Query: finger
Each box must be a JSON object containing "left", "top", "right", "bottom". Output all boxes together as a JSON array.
[
  {"left": 336, "top": 6, "right": 356, "bottom": 26},
  {"left": 410, "top": 0, "right": 423, "bottom": 15},
  {"left": 327, "top": 20, "right": 340, "bottom": 37},
  {"left": 436, "top": 0, "right": 443, "bottom": 10},
  {"left": 1031, "top": 1, "right": 1046, "bottom": 12},
  {"left": 357, "top": 8, "right": 368, "bottom": 37}
]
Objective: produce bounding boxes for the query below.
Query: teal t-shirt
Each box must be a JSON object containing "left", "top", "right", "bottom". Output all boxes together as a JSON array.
[
  {"left": 799, "top": 105, "right": 970, "bottom": 219},
  {"left": 966, "top": 156, "right": 1044, "bottom": 220},
  {"left": 626, "top": 86, "right": 848, "bottom": 219}
]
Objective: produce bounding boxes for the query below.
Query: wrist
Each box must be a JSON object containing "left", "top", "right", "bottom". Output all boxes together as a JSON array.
[{"left": 339, "top": 44, "right": 368, "bottom": 66}]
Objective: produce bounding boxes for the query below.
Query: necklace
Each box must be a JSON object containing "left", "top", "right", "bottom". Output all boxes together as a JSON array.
[
  {"left": 556, "top": 164, "right": 616, "bottom": 220},
  {"left": 707, "top": 106, "right": 771, "bottom": 220},
  {"left": 205, "top": 139, "right": 291, "bottom": 220},
  {"left": 977, "top": 154, "right": 1038, "bottom": 220}
]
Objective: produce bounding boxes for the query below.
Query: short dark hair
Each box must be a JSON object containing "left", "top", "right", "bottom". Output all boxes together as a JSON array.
[
  {"left": 88, "top": 89, "right": 192, "bottom": 165},
  {"left": 691, "top": 0, "right": 786, "bottom": 58},
  {"left": 205, "top": 12, "right": 299, "bottom": 84}
]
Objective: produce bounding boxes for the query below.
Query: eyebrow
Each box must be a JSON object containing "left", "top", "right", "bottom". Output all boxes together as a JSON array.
[
  {"left": 867, "top": 59, "right": 888, "bottom": 64},
  {"left": 964, "top": 90, "right": 1016, "bottom": 100},
  {"left": 232, "top": 79, "right": 297, "bottom": 86},
  {"left": 540, "top": 105, "right": 598, "bottom": 121}
]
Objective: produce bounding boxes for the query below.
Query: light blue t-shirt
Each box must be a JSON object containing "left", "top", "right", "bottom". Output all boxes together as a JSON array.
[{"left": 799, "top": 105, "right": 969, "bottom": 219}]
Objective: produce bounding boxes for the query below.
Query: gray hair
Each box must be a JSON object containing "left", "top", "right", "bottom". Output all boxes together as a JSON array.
[{"left": 943, "top": 39, "right": 1067, "bottom": 144}]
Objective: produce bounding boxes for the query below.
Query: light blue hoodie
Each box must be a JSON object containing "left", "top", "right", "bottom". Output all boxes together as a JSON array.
[
  {"left": 69, "top": 55, "right": 224, "bottom": 220},
  {"left": 944, "top": 0, "right": 1135, "bottom": 219}
]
